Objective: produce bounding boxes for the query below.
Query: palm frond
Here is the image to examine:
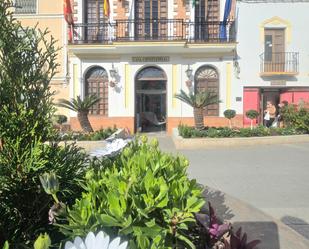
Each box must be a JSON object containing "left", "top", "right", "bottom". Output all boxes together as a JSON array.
[
  {"left": 57, "top": 95, "right": 101, "bottom": 112},
  {"left": 175, "top": 89, "right": 220, "bottom": 108}
]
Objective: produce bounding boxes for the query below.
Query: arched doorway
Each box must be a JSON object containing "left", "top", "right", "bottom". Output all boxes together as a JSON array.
[
  {"left": 195, "top": 65, "right": 219, "bottom": 116},
  {"left": 84, "top": 66, "right": 109, "bottom": 115},
  {"left": 135, "top": 66, "right": 167, "bottom": 132}
]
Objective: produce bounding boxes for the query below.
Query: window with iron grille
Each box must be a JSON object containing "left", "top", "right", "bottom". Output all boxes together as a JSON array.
[
  {"left": 15, "top": 0, "right": 37, "bottom": 14},
  {"left": 85, "top": 67, "right": 109, "bottom": 116},
  {"left": 194, "top": 66, "right": 220, "bottom": 116}
]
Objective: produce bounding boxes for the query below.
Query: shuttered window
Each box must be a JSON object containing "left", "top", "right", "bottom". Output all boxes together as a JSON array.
[{"left": 15, "top": 0, "right": 37, "bottom": 14}]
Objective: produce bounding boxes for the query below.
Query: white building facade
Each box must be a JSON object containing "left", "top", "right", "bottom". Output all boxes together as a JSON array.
[
  {"left": 68, "top": 0, "right": 241, "bottom": 133},
  {"left": 235, "top": 0, "right": 309, "bottom": 126}
]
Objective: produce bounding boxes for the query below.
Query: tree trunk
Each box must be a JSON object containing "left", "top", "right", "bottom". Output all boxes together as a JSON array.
[
  {"left": 250, "top": 119, "right": 253, "bottom": 130},
  {"left": 229, "top": 119, "right": 232, "bottom": 129},
  {"left": 193, "top": 107, "right": 204, "bottom": 130},
  {"left": 77, "top": 111, "right": 93, "bottom": 133}
]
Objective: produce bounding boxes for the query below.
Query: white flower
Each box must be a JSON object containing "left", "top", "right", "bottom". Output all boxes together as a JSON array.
[{"left": 64, "top": 231, "right": 128, "bottom": 249}]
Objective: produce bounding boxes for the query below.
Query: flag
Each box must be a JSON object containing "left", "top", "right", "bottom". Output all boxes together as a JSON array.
[
  {"left": 64, "top": 0, "right": 74, "bottom": 41},
  {"left": 64, "top": 0, "right": 73, "bottom": 24},
  {"left": 228, "top": 0, "right": 236, "bottom": 21},
  {"left": 104, "top": 0, "right": 110, "bottom": 18}
]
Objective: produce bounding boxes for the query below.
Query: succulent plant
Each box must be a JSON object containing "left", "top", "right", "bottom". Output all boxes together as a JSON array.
[{"left": 195, "top": 202, "right": 231, "bottom": 247}]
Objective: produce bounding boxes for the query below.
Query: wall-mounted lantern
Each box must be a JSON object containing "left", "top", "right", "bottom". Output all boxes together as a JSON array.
[
  {"left": 109, "top": 63, "right": 119, "bottom": 88},
  {"left": 185, "top": 64, "right": 193, "bottom": 88}
]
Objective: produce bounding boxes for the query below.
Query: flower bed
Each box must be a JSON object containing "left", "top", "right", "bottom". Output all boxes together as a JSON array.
[
  {"left": 178, "top": 124, "right": 306, "bottom": 139},
  {"left": 57, "top": 127, "right": 117, "bottom": 141}
]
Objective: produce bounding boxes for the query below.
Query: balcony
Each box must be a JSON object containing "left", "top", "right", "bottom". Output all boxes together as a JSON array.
[
  {"left": 260, "top": 52, "right": 299, "bottom": 76},
  {"left": 70, "top": 19, "right": 236, "bottom": 44}
]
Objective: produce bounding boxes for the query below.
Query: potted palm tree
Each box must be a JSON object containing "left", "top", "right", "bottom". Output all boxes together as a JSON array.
[
  {"left": 175, "top": 90, "right": 220, "bottom": 130},
  {"left": 57, "top": 95, "right": 101, "bottom": 133}
]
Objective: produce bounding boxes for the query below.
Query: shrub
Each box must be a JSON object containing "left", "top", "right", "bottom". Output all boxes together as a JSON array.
[
  {"left": 0, "top": 138, "right": 89, "bottom": 248},
  {"left": 224, "top": 109, "right": 236, "bottom": 128},
  {"left": 0, "top": 1, "right": 59, "bottom": 146},
  {"left": 245, "top": 110, "right": 259, "bottom": 130},
  {"left": 281, "top": 104, "right": 309, "bottom": 133},
  {"left": 59, "top": 137, "right": 205, "bottom": 249},
  {"left": 178, "top": 125, "right": 303, "bottom": 138},
  {"left": 54, "top": 115, "right": 68, "bottom": 125},
  {"left": 57, "top": 127, "right": 117, "bottom": 141}
]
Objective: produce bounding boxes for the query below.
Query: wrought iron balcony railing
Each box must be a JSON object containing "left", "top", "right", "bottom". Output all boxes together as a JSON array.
[
  {"left": 70, "top": 19, "right": 236, "bottom": 44},
  {"left": 260, "top": 52, "right": 299, "bottom": 75}
]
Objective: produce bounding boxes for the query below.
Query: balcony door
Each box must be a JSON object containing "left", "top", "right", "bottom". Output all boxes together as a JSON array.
[
  {"left": 194, "top": 0, "right": 220, "bottom": 41},
  {"left": 134, "top": 0, "right": 168, "bottom": 40},
  {"left": 85, "top": 0, "right": 108, "bottom": 42},
  {"left": 264, "top": 29, "right": 285, "bottom": 73}
]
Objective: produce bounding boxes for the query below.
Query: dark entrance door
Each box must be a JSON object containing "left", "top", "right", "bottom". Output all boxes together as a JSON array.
[
  {"left": 264, "top": 29, "right": 285, "bottom": 73},
  {"left": 135, "top": 67, "right": 167, "bottom": 132},
  {"left": 260, "top": 88, "right": 280, "bottom": 124}
]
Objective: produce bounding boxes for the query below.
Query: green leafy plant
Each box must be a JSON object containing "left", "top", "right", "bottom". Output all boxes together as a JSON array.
[
  {"left": 178, "top": 124, "right": 303, "bottom": 138},
  {"left": 33, "top": 234, "right": 51, "bottom": 249},
  {"left": 54, "top": 115, "right": 68, "bottom": 125},
  {"left": 57, "top": 127, "right": 117, "bottom": 141},
  {"left": 57, "top": 95, "right": 101, "bottom": 133},
  {"left": 175, "top": 90, "right": 220, "bottom": 130},
  {"left": 245, "top": 110, "right": 259, "bottom": 130},
  {"left": 0, "top": 138, "right": 89, "bottom": 248},
  {"left": 281, "top": 104, "right": 309, "bottom": 133},
  {"left": 2, "top": 242, "right": 9, "bottom": 249},
  {"left": 224, "top": 109, "right": 236, "bottom": 129},
  {"left": 59, "top": 137, "right": 205, "bottom": 249},
  {"left": 0, "top": 1, "right": 59, "bottom": 147}
]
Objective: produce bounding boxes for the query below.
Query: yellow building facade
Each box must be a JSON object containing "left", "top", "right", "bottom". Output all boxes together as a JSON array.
[{"left": 14, "top": 0, "right": 69, "bottom": 116}]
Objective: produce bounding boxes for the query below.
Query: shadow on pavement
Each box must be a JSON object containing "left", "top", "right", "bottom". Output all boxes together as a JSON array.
[
  {"left": 203, "top": 188, "right": 280, "bottom": 249},
  {"left": 233, "top": 221, "right": 279, "bottom": 249},
  {"left": 281, "top": 216, "right": 309, "bottom": 240},
  {"left": 202, "top": 188, "right": 234, "bottom": 221}
]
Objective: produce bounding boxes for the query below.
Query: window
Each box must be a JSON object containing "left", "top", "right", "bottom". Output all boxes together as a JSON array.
[
  {"left": 85, "top": 66, "right": 109, "bottom": 115},
  {"left": 134, "top": 0, "right": 168, "bottom": 39},
  {"left": 85, "top": 0, "right": 108, "bottom": 41},
  {"left": 194, "top": 66, "right": 219, "bottom": 116},
  {"left": 15, "top": 0, "right": 37, "bottom": 14},
  {"left": 194, "top": 0, "right": 220, "bottom": 41}
]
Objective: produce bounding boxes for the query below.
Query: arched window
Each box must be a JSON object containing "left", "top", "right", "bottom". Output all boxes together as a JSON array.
[
  {"left": 85, "top": 66, "right": 108, "bottom": 115},
  {"left": 195, "top": 65, "right": 219, "bottom": 116}
]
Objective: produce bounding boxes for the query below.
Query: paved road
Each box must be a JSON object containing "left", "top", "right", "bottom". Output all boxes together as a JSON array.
[{"left": 149, "top": 134, "right": 309, "bottom": 241}]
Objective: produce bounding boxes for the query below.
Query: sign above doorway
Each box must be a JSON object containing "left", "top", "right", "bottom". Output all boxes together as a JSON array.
[
  {"left": 132, "top": 56, "right": 170, "bottom": 62},
  {"left": 271, "top": 80, "right": 286, "bottom": 86}
]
